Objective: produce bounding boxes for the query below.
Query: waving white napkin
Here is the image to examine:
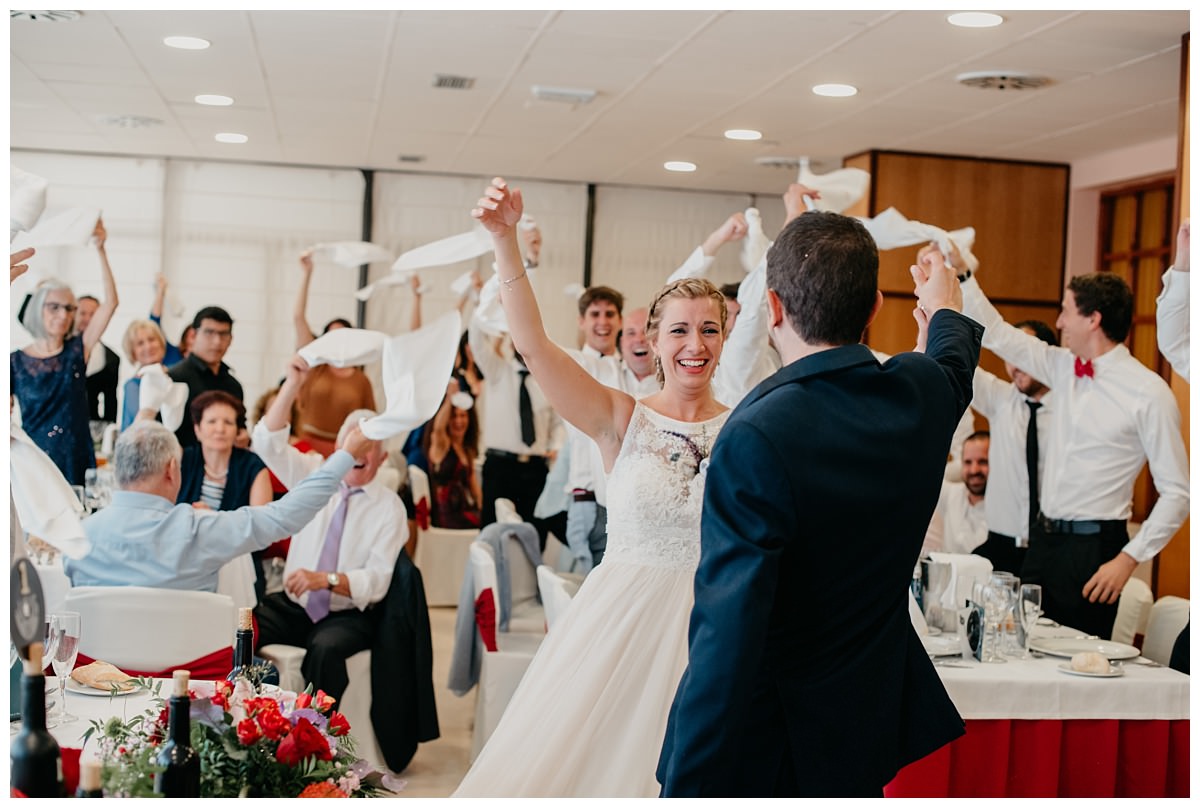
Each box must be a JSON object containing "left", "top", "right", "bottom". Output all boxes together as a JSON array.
[
  {"left": 858, "top": 207, "right": 979, "bottom": 273},
  {"left": 359, "top": 310, "right": 463, "bottom": 440},
  {"left": 798, "top": 163, "right": 871, "bottom": 214},
  {"left": 9, "top": 424, "right": 89, "bottom": 559},
  {"left": 136, "top": 364, "right": 189, "bottom": 432},
  {"left": 297, "top": 327, "right": 388, "bottom": 368},
  {"left": 10, "top": 207, "right": 101, "bottom": 251},
  {"left": 928, "top": 551, "right": 993, "bottom": 611},
  {"left": 10, "top": 164, "right": 48, "bottom": 240},
  {"left": 308, "top": 241, "right": 394, "bottom": 268},
  {"left": 394, "top": 227, "right": 493, "bottom": 274},
  {"left": 740, "top": 207, "right": 771, "bottom": 274}
]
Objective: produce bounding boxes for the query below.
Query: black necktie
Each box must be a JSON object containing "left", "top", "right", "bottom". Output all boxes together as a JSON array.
[
  {"left": 518, "top": 368, "right": 535, "bottom": 446},
  {"left": 1026, "top": 400, "right": 1042, "bottom": 534}
]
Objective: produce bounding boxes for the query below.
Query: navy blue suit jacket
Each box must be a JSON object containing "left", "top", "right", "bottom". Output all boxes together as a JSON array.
[{"left": 658, "top": 309, "right": 982, "bottom": 796}]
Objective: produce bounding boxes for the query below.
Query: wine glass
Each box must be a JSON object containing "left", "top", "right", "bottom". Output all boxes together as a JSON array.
[
  {"left": 48, "top": 612, "right": 81, "bottom": 723},
  {"left": 1019, "top": 584, "right": 1043, "bottom": 660}
]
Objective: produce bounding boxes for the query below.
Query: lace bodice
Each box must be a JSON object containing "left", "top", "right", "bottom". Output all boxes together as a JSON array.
[{"left": 604, "top": 403, "right": 729, "bottom": 569}]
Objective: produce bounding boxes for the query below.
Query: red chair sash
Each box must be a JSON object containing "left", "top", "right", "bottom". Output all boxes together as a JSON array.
[{"left": 72, "top": 647, "right": 234, "bottom": 681}]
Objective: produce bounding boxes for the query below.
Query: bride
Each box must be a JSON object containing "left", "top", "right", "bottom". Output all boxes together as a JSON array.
[{"left": 453, "top": 178, "right": 730, "bottom": 797}]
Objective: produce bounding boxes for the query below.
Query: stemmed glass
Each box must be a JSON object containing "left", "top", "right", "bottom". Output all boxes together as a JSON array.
[
  {"left": 48, "top": 612, "right": 81, "bottom": 723},
  {"left": 1018, "top": 584, "right": 1043, "bottom": 660},
  {"left": 980, "top": 575, "right": 1011, "bottom": 663}
]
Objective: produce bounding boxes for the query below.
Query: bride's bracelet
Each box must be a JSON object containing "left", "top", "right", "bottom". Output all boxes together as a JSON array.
[{"left": 501, "top": 269, "right": 527, "bottom": 291}]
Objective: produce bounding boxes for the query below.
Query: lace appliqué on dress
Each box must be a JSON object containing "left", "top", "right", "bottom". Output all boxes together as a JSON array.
[{"left": 603, "top": 403, "right": 728, "bottom": 570}]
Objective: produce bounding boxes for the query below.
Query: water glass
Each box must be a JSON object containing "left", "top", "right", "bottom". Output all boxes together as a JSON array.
[
  {"left": 980, "top": 575, "right": 1011, "bottom": 663},
  {"left": 48, "top": 612, "right": 81, "bottom": 723},
  {"left": 1019, "top": 584, "right": 1043, "bottom": 659}
]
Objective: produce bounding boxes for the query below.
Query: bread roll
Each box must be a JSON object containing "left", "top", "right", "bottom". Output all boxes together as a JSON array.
[
  {"left": 71, "top": 660, "right": 136, "bottom": 691},
  {"left": 1070, "top": 651, "right": 1111, "bottom": 673}
]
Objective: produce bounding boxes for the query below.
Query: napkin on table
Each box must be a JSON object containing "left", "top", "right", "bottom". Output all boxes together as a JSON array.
[{"left": 928, "top": 551, "right": 993, "bottom": 611}]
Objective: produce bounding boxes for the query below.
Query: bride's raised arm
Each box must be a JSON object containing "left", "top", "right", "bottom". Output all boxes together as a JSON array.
[{"left": 472, "top": 177, "right": 634, "bottom": 464}]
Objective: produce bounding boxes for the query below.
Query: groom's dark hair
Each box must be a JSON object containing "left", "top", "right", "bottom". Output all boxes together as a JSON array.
[{"left": 766, "top": 211, "right": 878, "bottom": 346}]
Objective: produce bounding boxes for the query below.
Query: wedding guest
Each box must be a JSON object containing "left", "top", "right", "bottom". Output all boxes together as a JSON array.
[
  {"left": 178, "top": 323, "right": 195, "bottom": 359},
  {"left": 420, "top": 384, "right": 482, "bottom": 529},
  {"left": 967, "top": 320, "right": 1057, "bottom": 574},
  {"left": 119, "top": 318, "right": 170, "bottom": 431},
  {"left": 291, "top": 249, "right": 381, "bottom": 456},
  {"left": 75, "top": 294, "right": 121, "bottom": 427},
  {"left": 1156, "top": 220, "right": 1189, "bottom": 382},
  {"left": 955, "top": 246, "right": 1189, "bottom": 640},
  {"left": 251, "top": 354, "right": 407, "bottom": 707},
  {"left": 168, "top": 306, "right": 246, "bottom": 450},
  {"left": 149, "top": 273, "right": 185, "bottom": 366},
  {"left": 11, "top": 219, "right": 118, "bottom": 486},
  {"left": 11, "top": 246, "right": 34, "bottom": 284},
  {"left": 65, "top": 419, "right": 372, "bottom": 592},
  {"left": 923, "top": 431, "right": 990, "bottom": 555},
  {"left": 176, "top": 390, "right": 272, "bottom": 606}
]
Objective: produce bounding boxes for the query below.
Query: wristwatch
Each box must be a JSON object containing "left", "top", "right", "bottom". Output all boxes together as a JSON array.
[{"left": 326, "top": 572, "right": 340, "bottom": 590}]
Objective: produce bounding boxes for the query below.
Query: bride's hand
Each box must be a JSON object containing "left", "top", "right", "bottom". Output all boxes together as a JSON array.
[{"left": 471, "top": 177, "right": 524, "bottom": 236}]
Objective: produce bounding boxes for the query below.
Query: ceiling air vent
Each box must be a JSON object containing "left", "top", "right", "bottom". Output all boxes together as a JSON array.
[
  {"left": 531, "top": 85, "right": 596, "bottom": 105},
  {"left": 11, "top": 10, "right": 81, "bottom": 21},
  {"left": 397, "top": 154, "right": 425, "bottom": 164},
  {"left": 956, "top": 71, "right": 1052, "bottom": 91},
  {"left": 433, "top": 74, "right": 475, "bottom": 90},
  {"left": 99, "top": 114, "right": 163, "bottom": 129}
]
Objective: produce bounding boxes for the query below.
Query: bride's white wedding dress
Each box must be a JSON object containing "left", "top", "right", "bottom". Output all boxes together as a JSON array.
[{"left": 453, "top": 402, "right": 729, "bottom": 797}]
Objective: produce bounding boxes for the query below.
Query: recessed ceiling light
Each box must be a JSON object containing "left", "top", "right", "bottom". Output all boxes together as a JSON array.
[
  {"left": 664, "top": 161, "right": 697, "bottom": 173},
  {"left": 194, "top": 94, "right": 233, "bottom": 106},
  {"left": 724, "top": 129, "right": 763, "bottom": 141},
  {"left": 812, "top": 83, "right": 858, "bottom": 98},
  {"left": 164, "top": 36, "right": 210, "bottom": 50},
  {"left": 214, "top": 132, "right": 248, "bottom": 144},
  {"left": 947, "top": 12, "right": 1004, "bottom": 28}
]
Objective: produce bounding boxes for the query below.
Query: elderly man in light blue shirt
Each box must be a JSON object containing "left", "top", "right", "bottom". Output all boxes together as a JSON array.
[{"left": 65, "top": 419, "right": 376, "bottom": 591}]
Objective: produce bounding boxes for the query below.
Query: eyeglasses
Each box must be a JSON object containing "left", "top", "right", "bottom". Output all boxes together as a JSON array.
[
  {"left": 198, "top": 327, "right": 233, "bottom": 341},
  {"left": 43, "top": 302, "right": 78, "bottom": 314}
]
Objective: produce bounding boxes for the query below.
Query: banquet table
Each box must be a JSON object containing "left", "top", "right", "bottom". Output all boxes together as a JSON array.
[{"left": 886, "top": 629, "right": 1190, "bottom": 797}]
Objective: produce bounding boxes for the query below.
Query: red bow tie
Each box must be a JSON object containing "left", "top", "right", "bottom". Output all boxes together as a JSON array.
[{"left": 1074, "top": 357, "right": 1094, "bottom": 378}]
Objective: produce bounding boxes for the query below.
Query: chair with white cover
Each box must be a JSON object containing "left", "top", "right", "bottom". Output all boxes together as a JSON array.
[
  {"left": 469, "top": 541, "right": 544, "bottom": 761},
  {"left": 1111, "top": 576, "right": 1154, "bottom": 646},
  {"left": 1141, "top": 596, "right": 1190, "bottom": 665},
  {"left": 64, "top": 586, "right": 235, "bottom": 674},
  {"left": 537, "top": 565, "right": 577, "bottom": 631},
  {"left": 494, "top": 497, "right": 522, "bottom": 525},
  {"left": 408, "top": 465, "right": 478, "bottom": 607}
]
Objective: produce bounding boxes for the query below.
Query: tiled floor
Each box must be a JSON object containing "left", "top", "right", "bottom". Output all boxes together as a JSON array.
[{"left": 389, "top": 606, "right": 472, "bottom": 798}]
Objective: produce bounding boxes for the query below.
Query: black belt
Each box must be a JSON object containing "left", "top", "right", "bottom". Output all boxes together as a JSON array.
[
  {"left": 988, "top": 531, "right": 1029, "bottom": 549},
  {"left": 1036, "top": 514, "right": 1125, "bottom": 536},
  {"left": 486, "top": 448, "right": 544, "bottom": 464},
  {"left": 572, "top": 489, "right": 596, "bottom": 502}
]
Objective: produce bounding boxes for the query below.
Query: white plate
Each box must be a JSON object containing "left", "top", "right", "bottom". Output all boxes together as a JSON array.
[
  {"left": 65, "top": 678, "right": 142, "bottom": 697},
  {"left": 921, "top": 634, "right": 962, "bottom": 657},
  {"left": 1057, "top": 663, "right": 1124, "bottom": 678},
  {"left": 1029, "top": 637, "right": 1141, "bottom": 660}
]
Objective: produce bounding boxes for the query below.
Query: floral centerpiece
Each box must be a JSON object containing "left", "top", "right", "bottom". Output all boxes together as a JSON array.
[{"left": 84, "top": 677, "right": 405, "bottom": 797}]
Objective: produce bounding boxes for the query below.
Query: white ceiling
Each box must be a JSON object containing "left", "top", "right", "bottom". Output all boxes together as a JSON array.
[{"left": 9, "top": 8, "right": 1191, "bottom": 194}]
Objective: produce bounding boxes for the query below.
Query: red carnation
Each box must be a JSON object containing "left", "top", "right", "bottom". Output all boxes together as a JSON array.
[
  {"left": 298, "top": 781, "right": 348, "bottom": 798},
  {"left": 275, "top": 718, "right": 333, "bottom": 767},
  {"left": 236, "top": 718, "right": 261, "bottom": 745},
  {"left": 327, "top": 711, "right": 350, "bottom": 737},
  {"left": 258, "top": 708, "right": 292, "bottom": 741}
]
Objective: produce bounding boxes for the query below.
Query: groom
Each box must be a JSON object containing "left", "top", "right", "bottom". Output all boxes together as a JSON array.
[{"left": 658, "top": 212, "right": 979, "bottom": 796}]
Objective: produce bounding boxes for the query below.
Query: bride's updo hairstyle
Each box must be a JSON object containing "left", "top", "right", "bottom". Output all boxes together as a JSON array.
[{"left": 645, "top": 277, "right": 727, "bottom": 385}]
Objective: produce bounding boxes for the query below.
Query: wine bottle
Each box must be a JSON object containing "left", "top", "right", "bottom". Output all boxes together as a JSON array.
[
  {"left": 75, "top": 759, "right": 103, "bottom": 797},
  {"left": 226, "top": 607, "right": 255, "bottom": 684},
  {"left": 154, "top": 670, "right": 200, "bottom": 797},
  {"left": 10, "top": 643, "right": 63, "bottom": 798}
]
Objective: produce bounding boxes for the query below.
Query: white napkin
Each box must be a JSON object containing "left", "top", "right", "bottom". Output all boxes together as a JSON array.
[
  {"left": 359, "top": 310, "right": 463, "bottom": 440},
  {"left": 136, "top": 364, "right": 189, "bottom": 432},
  {"left": 449, "top": 270, "right": 477, "bottom": 300},
  {"left": 740, "top": 207, "right": 771, "bottom": 274},
  {"left": 9, "top": 424, "right": 89, "bottom": 559},
  {"left": 308, "top": 241, "right": 394, "bottom": 268},
  {"left": 10, "top": 164, "right": 48, "bottom": 239},
  {"left": 928, "top": 551, "right": 993, "bottom": 611},
  {"left": 472, "top": 269, "right": 506, "bottom": 337},
  {"left": 563, "top": 282, "right": 585, "bottom": 301},
  {"left": 297, "top": 327, "right": 388, "bottom": 368},
  {"left": 10, "top": 207, "right": 101, "bottom": 251},
  {"left": 858, "top": 207, "right": 980, "bottom": 273},
  {"left": 798, "top": 163, "right": 871, "bottom": 214},
  {"left": 393, "top": 226, "right": 493, "bottom": 274},
  {"left": 450, "top": 391, "right": 474, "bottom": 411}
]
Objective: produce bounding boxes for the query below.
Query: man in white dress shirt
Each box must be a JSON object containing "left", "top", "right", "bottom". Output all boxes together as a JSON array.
[
  {"left": 969, "top": 320, "right": 1057, "bottom": 574},
  {"left": 953, "top": 250, "right": 1189, "bottom": 640},
  {"left": 251, "top": 354, "right": 408, "bottom": 707},
  {"left": 923, "top": 431, "right": 990, "bottom": 555}
]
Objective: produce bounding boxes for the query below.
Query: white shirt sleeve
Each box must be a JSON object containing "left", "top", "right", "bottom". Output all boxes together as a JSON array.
[{"left": 1156, "top": 267, "right": 1189, "bottom": 383}]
